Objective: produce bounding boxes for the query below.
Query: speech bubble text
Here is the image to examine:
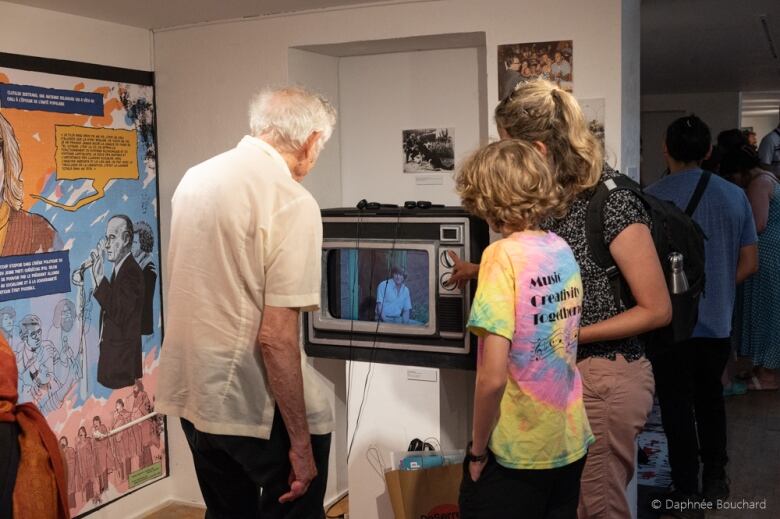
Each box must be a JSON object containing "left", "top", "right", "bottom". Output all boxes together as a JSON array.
[{"left": 32, "top": 126, "right": 139, "bottom": 211}]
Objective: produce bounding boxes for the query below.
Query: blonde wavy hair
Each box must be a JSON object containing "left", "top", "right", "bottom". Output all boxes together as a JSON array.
[
  {"left": 456, "top": 139, "right": 568, "bottom": 232},
  {"left": 0, "top": 113, "right": 24, "bottom": 210},
  {"left": 495, "top": 80, "right": 603, "bottom": 205}
]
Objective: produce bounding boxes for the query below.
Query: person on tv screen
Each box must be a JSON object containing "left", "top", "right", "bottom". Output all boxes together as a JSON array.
[{"left": 375, "top": 266, "right": 412, "bottom": 324}]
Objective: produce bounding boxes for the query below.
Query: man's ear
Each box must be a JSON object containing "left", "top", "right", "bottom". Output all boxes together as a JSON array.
[
  {"left": 703, "top": 144, "right": 713, "bottom": 161},
  {"left": 301, "top": 131, "right": 322, "bottom": 161}
]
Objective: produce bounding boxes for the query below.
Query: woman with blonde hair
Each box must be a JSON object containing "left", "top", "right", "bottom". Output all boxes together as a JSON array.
[
  {"left": 451, "top": 80, "right": 671, "bottom": 518},
  {"left": 457, "top": 139, "right": 592, "bottom": 518},
  {"left": 0, "top": 112, "right": 60, "bottom": 256}
]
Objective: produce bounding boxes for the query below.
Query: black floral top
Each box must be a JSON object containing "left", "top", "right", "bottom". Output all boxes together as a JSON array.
[{"left": 541, "top": 165, "right": 651, "bottom": 362}]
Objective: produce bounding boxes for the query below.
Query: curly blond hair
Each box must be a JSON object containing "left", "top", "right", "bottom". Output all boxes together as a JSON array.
[
  {"left": 495, "top": 80, "right": 603, "bottom": 205},
  {"left": 456, "top": 139, "right": 568, "bottom": 232}
]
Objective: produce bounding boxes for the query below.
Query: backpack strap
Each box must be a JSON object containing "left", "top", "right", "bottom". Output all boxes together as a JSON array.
[
  {"left": 684, "top": 170, "right": 711, "bottom": 217},
  {"left": 585, "top": 174, "right": 648, "bottom": 308}
]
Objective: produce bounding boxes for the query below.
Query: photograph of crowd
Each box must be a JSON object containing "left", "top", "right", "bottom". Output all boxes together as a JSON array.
[
  {"left": 402, "top": 128, "right": 455, "bottom": 173},
  {"left": 497, "top": 40, "right": 573, "bottom": 100}
]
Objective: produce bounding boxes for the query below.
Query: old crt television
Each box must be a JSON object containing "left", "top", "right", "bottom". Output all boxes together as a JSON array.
[{"left": 304, "top": 206, "right": 490, "bottom": 369}]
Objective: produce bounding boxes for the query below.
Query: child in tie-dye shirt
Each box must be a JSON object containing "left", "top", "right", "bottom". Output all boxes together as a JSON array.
[{"left": 456, "top": 139, "right": 593, "bottom": 519}]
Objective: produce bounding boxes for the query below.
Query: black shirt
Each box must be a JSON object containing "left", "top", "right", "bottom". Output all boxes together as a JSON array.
[{"left": 541, "top": 165, "right": 651, "bottom": 362}]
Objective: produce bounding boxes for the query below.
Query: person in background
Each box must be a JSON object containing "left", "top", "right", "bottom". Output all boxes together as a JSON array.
[
  {"left": 450, "top": 80, "right": 671, "bottom": 519},
  {"left": 646, "top": 115, "right": 758, "bottom": 515},
  {"left": 757, "top": 113, "right": 780, "bottom": 177},
  {"left": 0, "top": 334, "right": 69, "bottom": 519},
  {"left": 92, "top": 416, "right": 112, "bottom": 502},
  {"left": 457, "top": 139, "right": 592, "bottom": 519},
  {"left": 743, "top": 129, "right": 758, "bottom": 151},
  {"left": 155, "top": 86, "right": 337, "bottom": 518},
  {"left": 720, "top": 146, "right": 780, "bottom": 391},
  {"left": 59, "top": 435, "right": 77, "bottom": 510},
  {"left": 111, "top": 398, "right": 134, "bottom": 481}
]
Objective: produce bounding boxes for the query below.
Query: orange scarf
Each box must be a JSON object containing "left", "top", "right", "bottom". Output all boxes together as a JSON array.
[{"left": 0, "top": 336, "right": 69, "bottom": 519}]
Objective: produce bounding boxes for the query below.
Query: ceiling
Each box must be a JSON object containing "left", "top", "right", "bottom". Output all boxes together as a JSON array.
[
  {"left": 641, "top": 0, "right": 780, "bottom": 94},
  {"left": 4, "top": 0, "right": 779, "bottom": 97},
  {"left": 2, "top": 0, "right": 423, "bottom": 30}
]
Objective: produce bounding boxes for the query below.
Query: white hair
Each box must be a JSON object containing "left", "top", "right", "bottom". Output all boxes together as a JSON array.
[{"left": 248, "top": 86, "right": 337, "bottom": 153}]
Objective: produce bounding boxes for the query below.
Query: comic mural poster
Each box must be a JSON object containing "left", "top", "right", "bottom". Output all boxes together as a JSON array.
[{"left": 0, "top": 53, "right": 167, "bottom": 516}]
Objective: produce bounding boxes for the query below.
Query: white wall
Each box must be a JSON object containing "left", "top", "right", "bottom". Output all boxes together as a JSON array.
[
  {"left": 337, "top": 46, "right": 482, "bottom": 518},
  {"left": 0, "top": 1, "right": 152, "bottom": 71},
  {"left": 154, "top": 0, "right": 629, "bottom": 265},
  {"left": 339, "top": 47, "right": 481, "bottom": 206},
  {"left": 620, "top": 0, "right": 641, "bottom": 180},
  {"left": 641, "top": 91, "right": 740, "bottom": 139},
  {"left": 0, "top": 3, "right": 197, "bottom": 519},
  {"left": 153, "top": 0, "right": 630, "bottom": 516}
]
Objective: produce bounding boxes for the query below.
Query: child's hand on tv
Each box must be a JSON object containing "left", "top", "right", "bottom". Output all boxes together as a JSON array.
[{"left": 447, "top": 251, "right": 479, "bottom": 288}]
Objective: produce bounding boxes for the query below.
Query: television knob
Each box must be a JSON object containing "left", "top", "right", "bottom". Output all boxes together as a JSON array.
[
  {"left": 440, "top": 250, "right": 455, "bottom": 268},
  {"left": 440, "top": 272, "right": 456, "bottom": 291}
]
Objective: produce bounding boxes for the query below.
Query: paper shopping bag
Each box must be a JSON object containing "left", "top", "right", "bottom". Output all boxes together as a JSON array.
[{"left": 385, "top": 463, "right": 461, "bottom": 519}]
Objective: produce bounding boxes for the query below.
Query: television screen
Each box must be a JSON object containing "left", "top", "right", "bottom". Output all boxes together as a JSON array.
[{"left": 325, "top": 248, "right": 430, "bottom": 327}]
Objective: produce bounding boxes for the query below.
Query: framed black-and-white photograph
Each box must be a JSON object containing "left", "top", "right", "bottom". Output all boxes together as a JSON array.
[
  {"left": 402, "top": 128, "right": 455, "bottom": 173},
  {"left": 497, "top": 40, "right": 573, "bottom": 99}
]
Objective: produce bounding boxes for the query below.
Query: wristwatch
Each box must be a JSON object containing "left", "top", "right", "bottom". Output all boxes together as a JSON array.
[{"left": 466, "top": 442, "right": 488, "bottom": 463}]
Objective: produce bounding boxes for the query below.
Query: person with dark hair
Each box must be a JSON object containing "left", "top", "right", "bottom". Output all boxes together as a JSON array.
[
  {"left": 501, "top": 54, "right": 523, "bottom": 100},
  {"left": 646, "top": 115, "right": 758, "bottom": 512},
  {"left": 133, "top": 221, "right": 157, "bottom": 336},
  {"left": 130, "top": 379, "right": 155, "bottom": 468},
  {"left": 92, "top": 416, "right": 110, "bottom": 502},
  {"left": 59, "top": 435, "right": 77, "bottom": 509},
  {"left": 757, "top": 112, "right": 780, "bottom": 176},
  {"left": 111, "top": 398, "right": 134, "bottom": 481},
  {"left": 74, "top": 426, "right": 98, "bottom": 505},
  {"left": 91, "top": 214, "right": 145, "bottom": 389},
  {"left": 742, "top": 129, "right": 758, "bottom": 150},
  {"left": 375, "top": 265, "right": 412, "bottom": 323},
  {"left": 721, "top": 146, "right": 780, "bottom": 391}
]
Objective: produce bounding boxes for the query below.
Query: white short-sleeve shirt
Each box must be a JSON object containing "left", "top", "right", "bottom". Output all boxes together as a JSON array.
[
  {"left": 156, "top": 136, "right": 333, "bottom": 439},
  {"left": 376, "top": 280, "right": 412, "bottom": 319}
]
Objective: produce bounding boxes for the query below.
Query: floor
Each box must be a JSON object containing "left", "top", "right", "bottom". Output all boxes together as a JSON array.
[
  {"left": 638, "top": 387, "right": 780, "bottom": 518},
  {"left": 141, "top": 494, "right": 350, "bottom": 519},
  {"left": 143, "top": 388, "right": 777, "bottom": 519}
]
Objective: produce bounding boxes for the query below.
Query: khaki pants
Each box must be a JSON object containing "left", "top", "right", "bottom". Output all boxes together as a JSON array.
[{"left": 577, "top": 355, "right": 655, "bottom": 518}]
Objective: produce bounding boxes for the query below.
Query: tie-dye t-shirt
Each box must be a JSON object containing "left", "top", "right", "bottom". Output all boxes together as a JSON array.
[{"left": 468, "top": 231, "right": 593, "bottom": 470}]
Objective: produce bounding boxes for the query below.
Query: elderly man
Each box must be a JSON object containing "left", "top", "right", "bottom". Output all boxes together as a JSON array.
[
  {"left": 91, "top": 215, "right": 145, "bottom": 389},
  {"left": 156, "top": 86, "right": 336, "bottom": 518}
]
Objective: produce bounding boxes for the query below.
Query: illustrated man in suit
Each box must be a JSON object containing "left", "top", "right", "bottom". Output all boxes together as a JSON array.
[
  {"left": 132, "top": 221, "right": 157, "bottom": 336},
  {"left": 91, "top": 215, "right": 144, "bottom": 389}
]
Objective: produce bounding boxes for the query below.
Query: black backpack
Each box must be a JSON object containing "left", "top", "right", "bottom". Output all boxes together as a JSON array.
[{"left": 585, "top": 171, "right": 710, "bottom": 346}]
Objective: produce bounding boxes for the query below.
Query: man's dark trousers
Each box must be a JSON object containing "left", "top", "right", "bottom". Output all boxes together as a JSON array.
[
  {"left": 649, "top": 337, "right": 731, "bottom": 494},
  {"left": 181, "top": 411, "right": 331, "bottom": 519}
]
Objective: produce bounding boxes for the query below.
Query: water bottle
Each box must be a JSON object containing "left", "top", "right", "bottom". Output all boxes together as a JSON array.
[{"left": 668, "top": 252, "right": 689, "bottom": 294}]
